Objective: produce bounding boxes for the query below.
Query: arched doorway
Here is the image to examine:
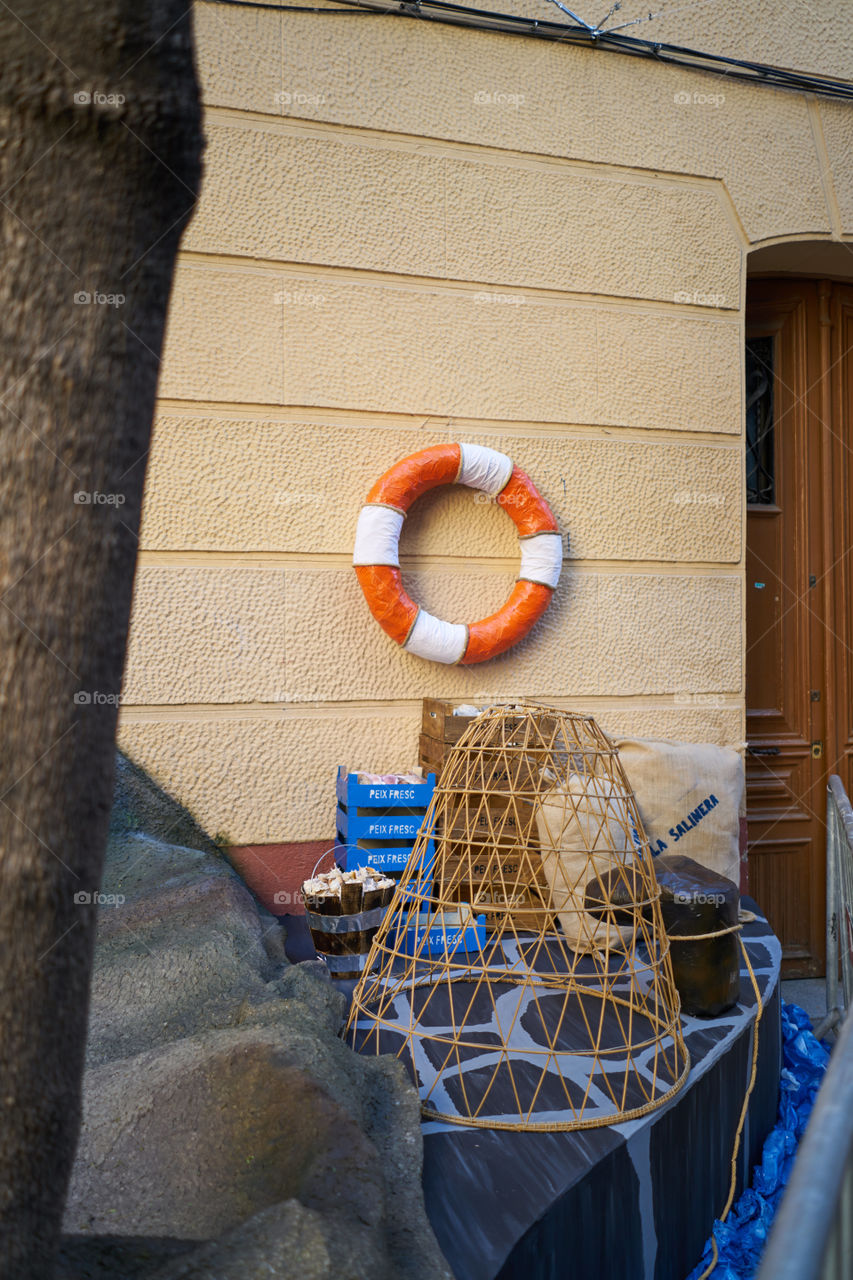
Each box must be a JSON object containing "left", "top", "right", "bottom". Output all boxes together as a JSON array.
[{"left": 746, "top": 243, "right": 853, "bottom": 977}]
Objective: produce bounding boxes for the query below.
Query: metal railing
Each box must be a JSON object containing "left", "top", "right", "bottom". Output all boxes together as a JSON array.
[
  {"left": 817, "top": 775, "right": 853, "bottom": 1040},
  {"left": 755, "top": 994, "right": 853, "bottom": 1279},
  {"left": 755, "top": 776, "right": 853, "bottom": 1280}
]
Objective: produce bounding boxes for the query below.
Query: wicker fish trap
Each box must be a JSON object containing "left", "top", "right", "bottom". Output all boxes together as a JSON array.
[{"left": 345, "top": 705, "right": 690, "bottom": 1131}]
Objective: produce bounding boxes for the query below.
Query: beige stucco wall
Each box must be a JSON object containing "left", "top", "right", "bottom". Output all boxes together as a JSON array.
[{"left": 117, "top": 0, "right": 853, "bottom": 844}]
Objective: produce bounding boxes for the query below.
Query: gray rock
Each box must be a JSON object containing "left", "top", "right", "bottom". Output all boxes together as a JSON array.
[
  {"left": 56, "top": 1236, "right": 197, "bottom": 1279},
  {"left": 151, "top": 1201, "right": 384, "bottom": 1280},
  {"left": 64, "top": 755, "right": 451, "bottom": 1280},
  {"left": 65, "top": 1025, "right": 383, "bottom": 1241},
  {"left": 87, "top": 758, "right": 289, "bottom": 1067},
  {"left": 66, "top": 1006, "right": 450, "bottom": 1280},
  {"left": 87, "top": 837, "right": 287, "bottom": 1067},
  {"left": 108, "top": 752, "right": 222, "bottom": 856}
]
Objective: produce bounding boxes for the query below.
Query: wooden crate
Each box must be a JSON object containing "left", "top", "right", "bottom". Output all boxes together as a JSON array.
[
  {"left": 438, "top": 798, "right": 536, "bottom": 845},
  {"left": 419, "top": 700, "right": 551, "bottom": 928},
  {"left": 419, "top": 702, "right": 549, "bottom": 790},
  {"left": 419, "top": 737, "right": 541, "bottom": 793},
  {"left": 419, "top": 699, "right": 489, "bottom": 780},
  {"left": 418, "top": 732, "right": 447, "bottom": 779},
  {"left": 439, "top": 850, "right": 534, "bottom": 882},
  {"left": 434, "top": 827, "right": 551, "bottom": 932},
  {"left": 443, "top": 879, "right": 550, "bottom": 931},
  {"left": 421, "top": 698, "right": 486, "bottom": 744}
]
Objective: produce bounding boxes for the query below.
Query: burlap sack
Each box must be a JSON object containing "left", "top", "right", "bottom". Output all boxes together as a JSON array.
[
  {"left": 535, "top": 771, "right": 638, "bottom": 955},
  {"left": 615, "top": 737, "right": 742, "bottom": 887}
]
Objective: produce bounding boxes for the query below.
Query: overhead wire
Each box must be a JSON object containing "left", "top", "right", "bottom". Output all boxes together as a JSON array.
[{"left": 203, "top": 0, "right": 853, "bottom": 102}]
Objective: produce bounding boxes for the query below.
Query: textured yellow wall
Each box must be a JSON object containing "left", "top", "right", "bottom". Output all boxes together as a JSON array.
[{"left": 117, "top": 0, "right": 853, "bottom": 843}]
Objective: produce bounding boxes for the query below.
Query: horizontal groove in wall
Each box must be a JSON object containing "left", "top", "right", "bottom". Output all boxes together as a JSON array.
[
  {"left": 153, "top": 400, "right": 744, "bottom": 446},
  {"left": 192, "top": 95, "right": 746, "bottom": 250},
  {"left": 119, "top": 693, "right": 745, "bottom": 723},
  {"left": 135, "top": 551, "right": 743, "bottom": 573},
  {"left": 176, "top": 249, "right": 742, "bottom": 317},
  {"left": 202, "top": 104, "right": 740, "bottom": 196}
]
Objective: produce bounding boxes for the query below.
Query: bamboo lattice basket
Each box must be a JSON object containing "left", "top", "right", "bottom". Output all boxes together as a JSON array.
[{"left": 345, "top": 704, "right": 690, "bottom": 1131}]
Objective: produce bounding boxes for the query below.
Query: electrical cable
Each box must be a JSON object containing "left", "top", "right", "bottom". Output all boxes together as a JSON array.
[
  {"left": 203, "top": 0, "right": 853, "bottom": 102},
  {"left": 208, "top": 0, "right": 379, "bottom": 11}
]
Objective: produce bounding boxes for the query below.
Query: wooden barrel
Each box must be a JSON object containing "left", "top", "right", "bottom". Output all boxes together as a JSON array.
[{"left": 303, "top": 863, "right": 395, "bottom": 979}]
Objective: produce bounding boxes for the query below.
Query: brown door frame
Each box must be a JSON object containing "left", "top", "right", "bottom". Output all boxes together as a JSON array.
[{"left": 745, "top": 277, "right": 830, "bottom": 976}]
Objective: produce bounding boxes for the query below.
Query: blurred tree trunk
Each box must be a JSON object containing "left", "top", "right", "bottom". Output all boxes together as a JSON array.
[{"left": 0, "top": 3, "right": 203, "bottom": 1274}]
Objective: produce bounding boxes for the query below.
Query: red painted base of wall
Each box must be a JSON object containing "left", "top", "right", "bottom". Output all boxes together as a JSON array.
[
  {"left": 232, "top": 821, "right": 753, "bottom": 916},
  {"left": 227, "top": 840, "right": 334, "bottom": 916}
]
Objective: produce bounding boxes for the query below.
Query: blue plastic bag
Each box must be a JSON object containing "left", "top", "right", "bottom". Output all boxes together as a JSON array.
[{"left": 685, "top": 1001, "right": 831, "bottom": 1279}]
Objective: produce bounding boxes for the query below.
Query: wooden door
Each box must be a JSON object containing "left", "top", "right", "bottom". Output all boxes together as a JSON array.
[
  {"left": 746, "top": 278, "right": 853, "bottom": 977},
  {"left": 825, "top": 284, "right": 853, "bottom": 840}
]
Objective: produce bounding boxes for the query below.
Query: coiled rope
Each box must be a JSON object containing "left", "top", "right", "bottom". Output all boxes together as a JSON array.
[{"left": 665, "top": 910, "right": 763, "bottom": 1280}]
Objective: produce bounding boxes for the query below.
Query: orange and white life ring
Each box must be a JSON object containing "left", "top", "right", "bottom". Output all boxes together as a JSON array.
[{"left": 353, "top": 443, "right": 562, "bottom": 665}]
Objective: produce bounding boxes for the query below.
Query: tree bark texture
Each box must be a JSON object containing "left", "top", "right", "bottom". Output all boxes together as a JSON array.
[{"left": 0, "top": 4, "right": 203, "bottom": 1274}]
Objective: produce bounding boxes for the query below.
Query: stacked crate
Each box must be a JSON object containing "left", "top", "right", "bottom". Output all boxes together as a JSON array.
[
  {"left": 418, "top": 698, "right": 483, "bottom": 781},
  {"left": 336, "top": 767, "right": 490, "bottom": 957},
  {"left": 419, "top": 699, "right": 548, "bottom": 929},
  {"left": 335, "top": 767, "right": 436, "bottom": 883}
]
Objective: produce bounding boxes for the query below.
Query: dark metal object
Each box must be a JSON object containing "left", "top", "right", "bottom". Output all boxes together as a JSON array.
[
  {"left": 746, "top": 335, "right": 775, "bottom": 506},
  {"left": 654, "top": 854, "right": 741, "bottom": 1018},
  {"left": 759, "top": 777, "right": 853, "bottom": 1280}
]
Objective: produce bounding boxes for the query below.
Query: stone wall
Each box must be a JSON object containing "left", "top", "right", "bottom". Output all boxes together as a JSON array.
[{"left": 116, "top": 0, "right": 853, "bottom": 845}]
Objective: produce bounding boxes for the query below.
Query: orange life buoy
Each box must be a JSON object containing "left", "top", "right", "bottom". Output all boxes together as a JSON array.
[{"left": 353, "top": 443, "right": 562, "bottom": 665}]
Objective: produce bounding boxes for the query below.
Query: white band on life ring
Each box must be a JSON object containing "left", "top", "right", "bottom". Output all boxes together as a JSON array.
[
  {"left": 353, "top": 505, "right": 405, "bottom": 567},
  {"left": 457, "top": 443, "right": 514, "bottom": 496},
  {"left": 519, "top": 532, "right": 563, "bottom": 589},
  {"left": 403, "top": 610, "right": 468, "bottom": 664}
]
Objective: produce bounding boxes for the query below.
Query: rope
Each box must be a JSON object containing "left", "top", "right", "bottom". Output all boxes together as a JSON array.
[
  {"left": 667, "top": 907, "right": 757, "bottom": 945},
  {"left": 688, "top": 921, "right": 764, "bottom": 1280}
]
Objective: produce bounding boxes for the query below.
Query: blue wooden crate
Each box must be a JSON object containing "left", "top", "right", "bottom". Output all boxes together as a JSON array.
[
  {"left": 337, "top": 804, "right": 430, "bottom": 842},
  {"left": 336, "top": 766, "right": 435, "bottom": 811},
  {"left": 336, "top": 837, "right": 437, "bottom": 878},
  {"left": 396, "top": 910, "right": 487, "bottom": 958}
]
